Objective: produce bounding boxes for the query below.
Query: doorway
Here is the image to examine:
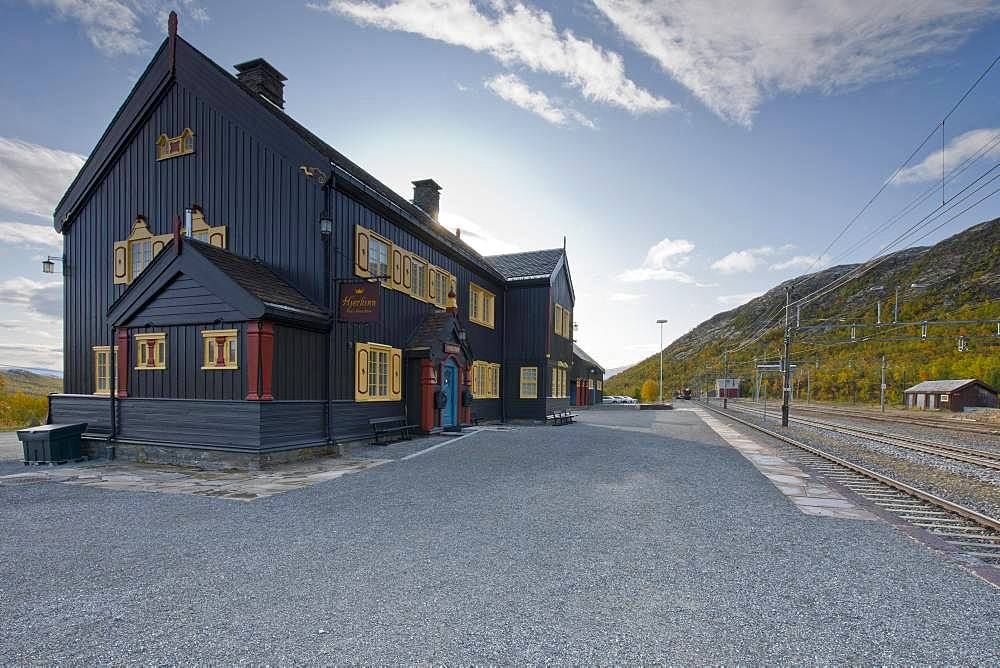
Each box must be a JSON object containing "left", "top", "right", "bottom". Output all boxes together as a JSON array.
[{"left": 442, "top": 359, "right": 458, "bottom": 427}]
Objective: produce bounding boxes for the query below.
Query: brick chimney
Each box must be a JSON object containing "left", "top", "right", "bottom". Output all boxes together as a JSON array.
[
  {"left": 412, "top": 179, "right": 441, "bottom": 221},
  {"left": 235, "top": 58, "right": 287, "bottom": 109}
]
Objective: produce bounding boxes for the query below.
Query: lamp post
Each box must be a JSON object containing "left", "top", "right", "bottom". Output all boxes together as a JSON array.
[{"left": 656, "top": 319, "right": 668, "bottom": 403}]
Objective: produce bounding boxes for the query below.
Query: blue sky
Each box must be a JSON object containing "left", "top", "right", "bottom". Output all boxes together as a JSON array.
[{"left": 1, "top": 1, "right": 998, "bottom": 372}]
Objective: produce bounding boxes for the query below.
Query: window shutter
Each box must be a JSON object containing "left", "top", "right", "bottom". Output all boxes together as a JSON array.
[
  {"left": 113, "top": 241, "right": 128, "bottom": 284},
  {"left": 355, "top": 225, "right": 370, "bottom": 278},
  {"left": 355, "top": 343, "right": 369, "bottom": 401},
  {"left": 391, "top": 248, "right": 404, "bottom": 290},
  {"left": 428, "top": 269, "right": 438, "bottom": 302},
  {"left": 208, "top": 226, "right": 226, "bottom": 248},
  {"left": 151, "top": 233, "right": 172, "bottom": 256},
  {"left": 402, "top": 253, "right": 412, "bottom": 292},
  {"left": 389, "top": 347, "right": 402, "bottom": 401}
]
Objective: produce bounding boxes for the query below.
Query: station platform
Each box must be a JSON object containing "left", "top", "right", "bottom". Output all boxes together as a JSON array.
[{"left": 1, "top": 405, "right": 997, "bottom": 663}]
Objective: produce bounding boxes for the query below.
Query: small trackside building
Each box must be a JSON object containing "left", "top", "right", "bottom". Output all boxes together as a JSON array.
[
  {"left": 903, "top": 379, "right": 998, "bottom": 412},
  {"left": 45, "top": 15, "right": 600, "bottom": 466},
  {"left": 570, "top": 345, "right": 604, "bottom": 406}
]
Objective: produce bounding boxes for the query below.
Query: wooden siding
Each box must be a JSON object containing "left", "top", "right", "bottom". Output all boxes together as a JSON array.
[
  {"left": 328, "top": 190, "right": 505, "bottom": 401},
  {"left": 62, "top": 75, "right": 326, "bottom": 395},
  {"left": 549, "top": 263, "right": 574, "bottom": 366},
  {"left": 124, "top": 274, "right": 242, "bottom": 326},
  {"left": 272, "top": 324, "right": 325, "bottom": 401},
  {"left": 127, "top": 323, "right": 247, "bottom": 400},
  {"left": 329, "top": 400, "right": 403, "bottom": 441},
  {"left": 48, "top": 394, "right": 114, "bottom": 434}
]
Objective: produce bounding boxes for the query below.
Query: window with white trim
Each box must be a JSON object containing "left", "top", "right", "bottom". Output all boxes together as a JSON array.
[{"left": 410, "top": 256, "right": 428, "bottom": 300}]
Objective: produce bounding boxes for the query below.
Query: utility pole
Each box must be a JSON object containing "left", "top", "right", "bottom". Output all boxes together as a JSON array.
[
  {"left": 893, "top": 285, "right": 900, "bottom": 323},
  {"left": 781, "top": 286, "right": 791, "bottom": 427},
  {"left": 806, "top": 366, "right": 811, "bottom": 405},
  {"left": 880, "top": 354, "right": 887, "bottom": 413},
  {"left": 723, "top": 351, "right": 729, "bottom": 409},
  {"left": 656, "top": 319, "right": 667, "bottom": 404}
]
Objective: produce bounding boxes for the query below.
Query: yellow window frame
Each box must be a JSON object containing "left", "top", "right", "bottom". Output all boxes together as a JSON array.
[
  {"left": 93, "top": 346, "right": 119, "bottom": 395},
  {"left": 134, "top": 332, "right": 166, "bottom": 370},
  {"left": 469, "top": 283, "right": 495, "bottom": 329},
  {"left": 519, "top": 366, "right": 538, "bottom": 399},
  {"left": 201, "top": 329, "right": 239, "bottom": 370}
]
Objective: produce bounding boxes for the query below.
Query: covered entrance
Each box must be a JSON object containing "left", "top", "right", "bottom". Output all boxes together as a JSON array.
[{"left": 404, "top": 311, "right": 474, "bottom": 433}]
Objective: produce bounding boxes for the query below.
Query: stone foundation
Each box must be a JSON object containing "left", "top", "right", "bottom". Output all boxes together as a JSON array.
[{"left": 84, "top": 437, "right": 346, "bottom": 471}]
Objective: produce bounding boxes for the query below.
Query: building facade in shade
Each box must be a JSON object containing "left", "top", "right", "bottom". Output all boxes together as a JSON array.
[
  {"left": 570, "top": 344, "right": 604, "bottom": 406},
  {"left": 47, "top": 16, "right": 595, "bottom": 465}
]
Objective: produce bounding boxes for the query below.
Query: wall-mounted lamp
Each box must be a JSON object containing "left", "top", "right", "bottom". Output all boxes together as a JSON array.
[
  {"left": 457, "top": 329, "right": 467, "bottom": 343},
  {"left": 319, "top": 209, "right": 333, "bottom": 236},
  {"left": 42, "top": 255, "right": 64, "bottom": 274}
]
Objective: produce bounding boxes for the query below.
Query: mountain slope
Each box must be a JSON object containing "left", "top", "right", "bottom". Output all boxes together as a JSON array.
[{"left": 606, "top": 217, "right": 1000, "bottom": 402}]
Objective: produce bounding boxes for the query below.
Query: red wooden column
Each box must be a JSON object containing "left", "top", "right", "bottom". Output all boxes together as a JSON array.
[
  {"left": 420, "top": 359, "right": 436, "bottom": 433},
  {"left": 115, "top": 328, "right": 129, "bottom": 398},
  {"left": 259, "top": 321, "right": 274, "bottom": 400},
  {"left": 246, "top": 321, "right": 261, "bottom": 400}
]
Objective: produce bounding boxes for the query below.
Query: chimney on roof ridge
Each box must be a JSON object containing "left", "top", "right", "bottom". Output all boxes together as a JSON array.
[
  {"left": 235, "top": 58, "right": 287, "bottom": 109},
  {"left": 412, "top": 179, "right": 441, "bottom": 222}
]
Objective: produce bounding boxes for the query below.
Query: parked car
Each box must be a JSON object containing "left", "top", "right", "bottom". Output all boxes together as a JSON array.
[
  {"left": 602, "top": 396, "right": 616, "bottom": 405},
  {"left": 619, "top": 396, "right": 637, "bottom": 405}
]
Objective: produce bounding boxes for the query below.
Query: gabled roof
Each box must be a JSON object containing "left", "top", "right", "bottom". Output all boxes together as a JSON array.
[
  {"left": 405, "top": 311, "right": 473, "bottom": 361},
  {"left": 573, "top": 344, "right": 604, "bottom": 373},
  {"left": 904, "top": 379, "right": 995, "bottom": 394},
  {"left": 55, "top": 27, "right": 505, "bottom": 285},
  {"left": 106, "top": 237, "right": 326, "bottom": 328},
  {"left": 485, "top": 249, "right": 564, "bottom": 280}
]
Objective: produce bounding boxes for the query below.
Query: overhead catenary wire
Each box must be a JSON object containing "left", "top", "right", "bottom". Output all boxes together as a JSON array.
[{"left": 792, "top": 53, "right": 999, "bottom": 283}]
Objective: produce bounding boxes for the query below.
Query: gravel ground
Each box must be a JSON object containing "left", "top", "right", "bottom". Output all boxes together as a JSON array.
[
  {"left": 788, "top": 403, "right": 1000, "bottom": 445},
  {"left": 720, "top": 403, "right": 1000, "bottom": 520},
  {"left": 2, "top": 409, "right": 999, "bottom": 664}
]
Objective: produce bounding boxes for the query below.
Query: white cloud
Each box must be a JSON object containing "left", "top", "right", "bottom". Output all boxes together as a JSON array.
[
  {"left": 618, "top": 237, "right": 715, "bottom": 285},
  {"left": 610, "top": 292, "right": 642, "bottom": 302},
  {"left": 770, "top": 254, "right": 828, "bottom": 271},
  {"left": 894, "top": 128, "right": 1000, "bottom": 184},
  {"left": 593, "top": 0, "right": 998, "bottom": 127},
  {"left": 26, "top": 0, "right": 209, "bottom": 57},
  {"left": 0, "top": 277, "right": 63, "bottom": 319},
  {"left": 716, "top": 292, "right": 762, "bottom": 308},
  {"left": 0, "top": 343, "right": 64, "bottom": 370},
  {"left": 313, "top": 0, "right": 672, "bottom": 114},
  {"left": 710, "top": 244, "right": 801, "bottom": 273},
  {"left": 439, "top": 210, "right": 520, "bottom": 256},
  {"left": 485, "top": 74, "right": 595, "bottom": 128},
  {"left": 0, "top": 222, "right": 63, "bottom": 248},
  {"left": 0, "top": 137, "right": 85, "bottom": 219}
]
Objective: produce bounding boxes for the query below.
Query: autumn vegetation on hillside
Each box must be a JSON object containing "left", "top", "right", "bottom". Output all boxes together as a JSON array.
[{"left": 607, "top": 219, "right": 1000, "bottom": 405}]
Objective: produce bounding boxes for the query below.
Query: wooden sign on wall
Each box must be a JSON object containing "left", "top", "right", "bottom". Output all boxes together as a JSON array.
[{"left": 339, "top": 282, "right": 379, "bottom": 322}]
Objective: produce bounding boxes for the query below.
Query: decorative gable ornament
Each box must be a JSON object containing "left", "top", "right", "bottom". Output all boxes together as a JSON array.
[{"left": 156, "top": 128, "right": 195, "bottom": 161}]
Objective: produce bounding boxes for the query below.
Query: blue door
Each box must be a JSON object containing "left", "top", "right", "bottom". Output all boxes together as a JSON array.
[{"left": 442, "top": 360, "right": 458, "bottom": 427}]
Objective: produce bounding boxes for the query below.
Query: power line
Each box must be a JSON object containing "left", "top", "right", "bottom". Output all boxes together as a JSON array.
[{"left": 792, "top": 53, "right": 1000, "bottom": 283}]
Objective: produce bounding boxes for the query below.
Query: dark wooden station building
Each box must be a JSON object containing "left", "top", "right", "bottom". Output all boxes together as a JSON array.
[
  {"left": 570, "top": 344, "right": 604, "bottom": 406},
  {"left": 47, "top": 15, "right": 597, "bottom": 466}
]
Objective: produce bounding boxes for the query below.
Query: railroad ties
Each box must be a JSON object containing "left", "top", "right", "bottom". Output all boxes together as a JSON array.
[{"left": 703, "top": 402, "right": 1000, "bottom": 568}]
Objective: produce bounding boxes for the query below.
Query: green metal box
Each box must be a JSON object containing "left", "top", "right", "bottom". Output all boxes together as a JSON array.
[{"left": 16, "top": 423, "right": 87, "bottom": 464}]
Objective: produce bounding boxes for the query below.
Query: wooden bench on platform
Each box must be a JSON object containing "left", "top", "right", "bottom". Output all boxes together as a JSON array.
[
  {"left": 545, "top": 410, "right": 577, "bottom": 426},
  {"left": 369, "top": 416, "right": 417, "bottom": 445}
]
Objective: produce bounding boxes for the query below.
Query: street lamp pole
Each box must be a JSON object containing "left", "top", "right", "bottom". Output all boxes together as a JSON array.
[{"left": 656, "top": 319, "right": 668, "bottom": 403}]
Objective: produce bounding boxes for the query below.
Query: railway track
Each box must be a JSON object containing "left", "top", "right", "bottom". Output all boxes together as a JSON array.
[
  {"left": 726, "top": 403, "right": 1000, "bottom": 472},
  {"left": 700, "top": 401, "right": 1000, "bottom": 568},
  {"left": 776, "top": 402, "right": 1000, "bottom": 437}
]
